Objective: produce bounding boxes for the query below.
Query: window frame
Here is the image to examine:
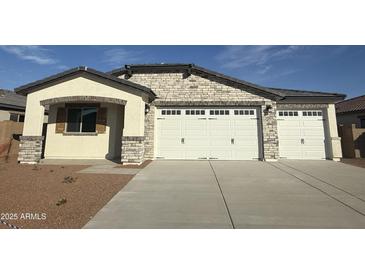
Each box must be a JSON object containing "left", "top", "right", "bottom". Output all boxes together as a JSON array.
[{"left": 65, "top": 106, "right": 98, "bottom": 133}]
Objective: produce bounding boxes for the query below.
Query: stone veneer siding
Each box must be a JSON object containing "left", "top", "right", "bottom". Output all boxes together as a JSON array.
[
  {"left": 121, "top": 72, "right": 280, "bottom": 161},
  {"left": 121, "top": 136, "right": 145, "bottom": 164},
  {"left": 18, "top": 136, "right": 44, "bottom": 164},
  {"left": 261, "top": 102, "right": 279, "bottom": 160},
  {"left": 277, "top": 103, "right": 328, "bottom": 110},
  {"left": 144, "top": 105, "right": 155, "bottom": 159}
]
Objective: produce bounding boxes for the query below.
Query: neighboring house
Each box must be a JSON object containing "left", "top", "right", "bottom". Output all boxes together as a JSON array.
[
  {"left": 0, "top": 89, "right": 26, "bottom": 122},
  {"left": 336, "top": 95, "right": 365, "bottom": 158},
  {"left": 15, "top": 64, "right": 345, "bottom": 164},
  {"left": 336, "top": 95, "right": 365, "bottom": 128}
]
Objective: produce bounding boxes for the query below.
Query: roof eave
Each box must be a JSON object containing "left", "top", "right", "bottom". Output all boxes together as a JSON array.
[
  {"left": 15, "top": 67, "right": 156, "bottom": 98},
  {"left": 279, "top": 94, "right": 346, "bottom": 104}
]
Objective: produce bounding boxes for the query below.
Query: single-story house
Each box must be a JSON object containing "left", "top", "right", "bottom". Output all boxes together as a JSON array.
[
  {"left": 336, "top": 95, "right": 365, "bottom": 158},
  {"left": 15, "top": 64, "right": 345, "bottom": 164},
  {"left": 0, "top": 89, "right": 26, "bottom": 122}
]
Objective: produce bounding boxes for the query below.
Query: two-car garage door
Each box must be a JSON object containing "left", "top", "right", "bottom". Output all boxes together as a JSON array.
[{"left": 156, "top": 108, "right": 260, "bottom": 160}]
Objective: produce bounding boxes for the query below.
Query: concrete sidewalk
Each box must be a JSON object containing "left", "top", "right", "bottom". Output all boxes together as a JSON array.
[{"left": 85, "top": 160, "right": 365, "bottom": 229}]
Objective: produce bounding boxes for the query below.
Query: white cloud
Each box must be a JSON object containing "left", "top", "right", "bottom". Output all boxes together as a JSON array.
[
  {"left": 103, "top": 48, "right": 144, "bottom": 66},
  {"left": 0, "top": 45, "right": 58, "bottom": 65},
  {"left": 216, "top": 45, "right": 303, "bottom": 72}
]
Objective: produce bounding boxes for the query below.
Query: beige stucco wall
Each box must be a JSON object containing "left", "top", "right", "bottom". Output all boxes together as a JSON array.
[
  {"left": 324, "top": 104, "right": 342, "bottom": 160},
  {"left": 0, "top": 110, "right": 10, "bottom": 121},
  {"left": 44, "top": 103, "right": 123, "bottom": 159},
  {"left": 23, "top": 75, "right": 146, "bottom": 137}
]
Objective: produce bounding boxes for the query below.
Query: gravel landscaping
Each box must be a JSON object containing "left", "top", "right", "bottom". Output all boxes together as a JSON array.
[{"left": 0, "top": 157, "right": 134, "bottom": 229}]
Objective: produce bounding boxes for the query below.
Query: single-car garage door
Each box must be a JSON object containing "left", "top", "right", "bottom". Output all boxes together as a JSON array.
[
  {"left": 277, "top": 110, "right": 326, "bottom": 159},
  {"left": 156, "top": 108, "right": 261, "bottom": 160}
]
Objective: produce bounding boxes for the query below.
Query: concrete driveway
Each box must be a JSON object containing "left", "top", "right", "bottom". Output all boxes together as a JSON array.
[{"left": 84, "top": 160, "right": 365, "bottom": 228}]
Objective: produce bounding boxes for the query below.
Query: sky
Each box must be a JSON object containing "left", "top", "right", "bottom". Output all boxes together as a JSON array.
[{"left": 0, "top": 45, "right": 364, "bottom": 98}]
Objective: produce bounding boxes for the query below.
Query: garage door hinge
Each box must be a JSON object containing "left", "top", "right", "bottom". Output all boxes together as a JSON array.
[
  {"left": 156, "top": 157, "right": 165, "bottom": 159},
  {"left": 198, "top": 157, "right": 207, "bottom": 159},
  {"left": 209, "top": 157, "right": 218, "bottom": 159},
  {"left": 157, "top": 118, "right": 165, "bottom": 120}
]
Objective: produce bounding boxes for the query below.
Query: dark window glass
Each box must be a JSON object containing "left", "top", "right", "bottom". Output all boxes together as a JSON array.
[
  {"left": 67, "top": 107, "right": 97, "bottom": 133},
  {"left": 308, "top": 112, "right": 312, "bottom": 116},
  {"left": 279, "top": 112, "right": 283, "bottom": 116},
  {"left": 210, "top": 110, "right": 214, "bottom": 115},
  {"left": 284, "top": 111, "right": 288, "bottom": 116},
  {"left": 289, "top": 112, "right": 293, "bottom": 116},
  {"left": 166, "top": 110, "right": 171, "bottom": 115},
  {"left": 250, "top": 110, "right": 254, "bottom": 115},
  {"left": 161, "top": 110, "right": 166, "bottom": 115},
  {"left": 244, "top": 110, "right": 249, "bottom": 115},
  {"left": 9, "top": 113, "right": 18, "bottom": 122},
  {"left": 313, "top": 112, "right": 317, "bottom": 116},
  {"left": 201, "top": 110, "right": 205, "bottom": 115},
  {"left": 318, "top": 111, "right": 322, "bottom": 116},
  {"left": 177, "top": 110, "right": 181, "bottom": 115},
  {"left": 225, "top": 110, "right": 229, "bottom": 115},
  {"left": 191, "top": 110, "right": 195, "bottom": 115},
  {"left": 186, "top": 110, "right": 190, "bottom": 115},
  {"left": 172, "top": 110, "right": 176, "bottom": 115},
  {"left": 360, "top": 118, "right": 365, "bottom": 128},
  {"left": 19, "top": 115, "right": 25, "bottom": 122},
  {"left": 67, "top": 109, "right": 82, "bottom": 132},
  {"left": 234, "top": 110, "right": 238, "bottom": 115},
  {"left": 215, "top": 110, "right": 219, "bottom": 115},
  {"left": 294, "top": 112, "right": 298, "bottom": 116},
  {"left": 81, "top": 108, "right": 97, "bottom": 132},
  {"left": 219, "top": 110, "right": 223, "bottom": 115},
  {"left": 239, "top": 110, "right": 244, "bottom": 115},
  {"left": 196, "top": 110, "right": 200, "bottom": 115},
  {"left": 303, "top": 112, "right": 307, "bottom": 116}
]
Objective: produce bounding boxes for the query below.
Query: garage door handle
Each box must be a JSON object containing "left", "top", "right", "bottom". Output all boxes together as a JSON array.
[
  {"left": 181, "top": 138, "right": 185, "bottom": 144},
  {"left": 301, "top": 138, "right": 304, "bottom": 144},
  {"left": 231, "top": 138, "right": 234, "bottom": 144}
]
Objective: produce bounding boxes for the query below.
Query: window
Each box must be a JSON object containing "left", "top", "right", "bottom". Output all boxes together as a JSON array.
[
  {"left": 66, "top": 107, "right": 97, "bottom": 133},
  {"left": 161, "top": 109, "right": 181, "bottom": 115},
  {"left": 360, "top": 118, "right": 365, "bottom": 128},
  {"left": 9, "top": 113, "right": 18, "bottom": 122},
  {"left": 302, "top": 111, "right": 322, "bottom": 117},
  {"left": 210, "top": 109, "right": 230, "bottom": 115},
  {"left": 186, "top": 109, "right": 205, "bottom": 115},
  {"left": 278, "top": 111, "right": 299, "bottom": 117},
  {"left": 9, "top": 113, "right": 24, "bottom": 122},
  {"left": 234, "top": 109, "right": 255, "bottom": 116}
]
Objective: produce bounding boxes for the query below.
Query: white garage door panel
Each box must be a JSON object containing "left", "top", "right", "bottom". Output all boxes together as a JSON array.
[
  {"left": 156, "top": 108, "right": 260, "bottom": 160},
  {"left": 277, "top": 110, "right": 326, "bottom": 160}
]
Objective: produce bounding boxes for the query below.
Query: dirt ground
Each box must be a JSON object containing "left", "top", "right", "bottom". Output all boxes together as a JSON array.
[
  {"left": 341, "top": 158, "right": 365, "bottom": 169},
  {"left": 0, "top": 157, "right": 134, "bottom": 229}
]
